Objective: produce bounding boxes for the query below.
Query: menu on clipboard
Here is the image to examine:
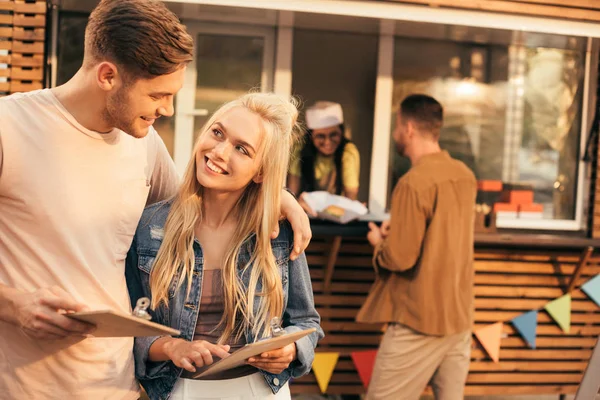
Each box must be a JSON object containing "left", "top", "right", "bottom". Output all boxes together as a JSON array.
[
  {"left": 67, "top": 310, "right": 181, "bottom": 337},
  {"left": 192, "top": 328, "right": 317, "bottom": 379}
]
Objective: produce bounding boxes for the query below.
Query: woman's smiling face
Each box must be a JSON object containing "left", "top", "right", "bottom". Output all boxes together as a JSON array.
[{"left": 195, "top": 106, "right": 265, "bottom": 193}]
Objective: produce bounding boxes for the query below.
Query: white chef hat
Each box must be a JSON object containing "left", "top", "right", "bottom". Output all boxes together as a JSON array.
[{"left": 305, "top": 101, "right": 344, "bottom": 130}]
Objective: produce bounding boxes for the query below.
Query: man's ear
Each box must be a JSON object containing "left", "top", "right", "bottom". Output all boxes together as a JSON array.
[
  {"left": 406, "top": 120, "right": 417, "bottom": 139},
  {"left": 96, "top": 62, "right": 119, "bottom": 92}
]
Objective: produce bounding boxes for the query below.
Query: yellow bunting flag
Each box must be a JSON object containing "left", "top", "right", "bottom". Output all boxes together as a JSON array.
[
  {"left": 544, "top": 294, "right": 571, "bottom": 333},
  {"left": 312, "top": 352, "right": 339, "bottom": 393},
  {"left": 474, "top": 322, "right": 503, "bottom": 362}
]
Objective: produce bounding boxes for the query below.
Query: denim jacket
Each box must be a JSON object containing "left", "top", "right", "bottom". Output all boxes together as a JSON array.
[{"left": 125, "top": 200, "right": 324, "bottom": 400}]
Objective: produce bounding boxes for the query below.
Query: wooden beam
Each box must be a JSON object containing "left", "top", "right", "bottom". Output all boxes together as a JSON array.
[
  {"left": 10, "top": 66, "right": 42, "bottom": 80},
  {"left": 0, "top": 14, "right": 13, "bottom": 25},
  {"left": 13, "top": 1, "right": 46, "bottom": 14},
  {"left": 567, "top": 246, "right": 594, "bottom": 293},
  {"left": 384, "top": 0, "right": 600, "bottom": 22},
  {"left": 323, "top": 236, "right": 343, "bottom": 293},
  {"left": 13, "top": 28, "right": 44, "bottom": 41},
  {"left": 12, "top": 14, "right": 45, "bottom": 28},
  {"left": 11, "top": 40, "right": 44, "bottom": 54},
  {"left": 0, "top": 1, "right": 14, "bottom": 12},
  {"left": 514, "top": 0, "right": 600, "bottom": 9},
  {"left": 0, "top": 27, "right": 11, "bottom": 39},
  {"left": 10, "top": 53, "right": 43, "bottom": 67},
  {"left": 10, "top": 80, "right": 43, "bottom": 93}
]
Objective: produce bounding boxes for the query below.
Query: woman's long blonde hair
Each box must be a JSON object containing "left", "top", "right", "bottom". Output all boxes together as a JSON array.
[{"left": 149, "top": 92, "right": 301, "bottom": 343}]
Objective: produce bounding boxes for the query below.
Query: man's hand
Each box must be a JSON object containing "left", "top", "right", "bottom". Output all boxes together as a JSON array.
[
  {"left": 298, "top": 192, "right": 317, "bottom": 217},
  {"left": 163, "top": 338, "right": 230, "bottom": 373},
  {"left": 7, "top": 286, "right": 95, "bottom": 340},
  {"left": 273, "top": 190, "right": 312, "bottom": 260},
  {"left": 380, "top": 219, "right": 391, "bottom": 238},
  {"left": 367, "top": 222, "right": 384, "bottom": 247},
  {"left": 247, "top": 342, "right": 297, "bottom": 375}
]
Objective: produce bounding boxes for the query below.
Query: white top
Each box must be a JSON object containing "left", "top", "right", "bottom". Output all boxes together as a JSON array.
[{"left": 0, "top": 89, "right": 179, "bottom": 400}]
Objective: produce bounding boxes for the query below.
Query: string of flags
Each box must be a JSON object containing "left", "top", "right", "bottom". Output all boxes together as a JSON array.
[{"left": 311, "top": 273, "right": 600, "bottom": 393}]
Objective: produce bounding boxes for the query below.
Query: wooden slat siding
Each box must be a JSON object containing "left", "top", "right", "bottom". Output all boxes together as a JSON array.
[
  {"left": 13, "top": 27, "right": 43, "bottom": 41},
  {"left": 11, "top": 40, "right": 42, "bottom": 54},
  {"left": 10, "top": 66, "right": 41, "bottom": 80},
  {"left": 12, "top": 14, "right": 44, "bottom": 28},
  {"left": 593, "top": 55, "right": 600, "bottom": 238},
  {"left": 383, "top": 0, "right": 600, "bottom": 22},
  {"left": 6, "top": 1, "right": 46, "bottom": 95},
  {"left": 0, "top": 27, "right": 11, "bottom": 38},
  {"left": 0, "top": 1, "right": 14, "bottom": 12},
  {"left": 11, "top": 53, "right": 42, "bottom": 67},
  {"left": 291, "top": 237, "right": 600, "bottom": 396},
  {"left": 0, "top": 14, "right": 12, "bottom": 25},
  {"left": 13, "top": 1, "right": 45, "bottom": 15}
]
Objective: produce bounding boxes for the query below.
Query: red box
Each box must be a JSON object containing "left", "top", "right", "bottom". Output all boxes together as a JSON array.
[
  {"left": 501, "top": 190, "right": 534, "bottom": 205},
  {"left": 478, "top": 180, "right": 503, "bottom": 192},
  {"left": 519, "top": 203, "right": 543, "bottom": 213},
  {"left": 493, "top": 203, "right": 518, "bottom": 212}
]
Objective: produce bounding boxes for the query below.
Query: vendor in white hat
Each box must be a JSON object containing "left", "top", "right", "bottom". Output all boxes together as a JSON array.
[{"left": 288, "top": 101, "right": 360, "bottom": 213}]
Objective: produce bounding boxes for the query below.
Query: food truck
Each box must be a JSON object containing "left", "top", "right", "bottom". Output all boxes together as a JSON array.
[{"left": 1, "top": 0, "right": 599, "bottom": 396}]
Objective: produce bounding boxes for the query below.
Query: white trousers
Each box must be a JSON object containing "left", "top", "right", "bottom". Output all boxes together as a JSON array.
[{"left": 170, "top": 373, "right": 291, "bottom": 400}]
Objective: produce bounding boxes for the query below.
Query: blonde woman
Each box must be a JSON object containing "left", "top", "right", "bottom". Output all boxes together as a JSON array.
[{"left": 125, "top": 93, "right": 324, "bottom": 400}]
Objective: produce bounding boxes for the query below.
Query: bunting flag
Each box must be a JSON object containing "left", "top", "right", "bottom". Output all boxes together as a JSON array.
[
  {"left": 312, "top": 352, "right": 339, "bottom": 393},
  {"left": 511, "top": 310, "right": 538, "bottom": 349},
  {"left": 544, "top": 294, "right": 571, "bottom": 333},
  {"left": 350, "top": 350, "right": 378, "bottom": 389},
  {"left": 581, "top": 274, "right": 600, "bottom": 308},
  {"left": 474, "top": 322, "right": 503, "bottom": 362}
]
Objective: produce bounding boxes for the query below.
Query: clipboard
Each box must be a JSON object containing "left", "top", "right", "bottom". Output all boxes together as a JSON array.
[
  {"left": 67, "top": 310, "right": 181, "bottom": 338},
  {"left": 192, "top": 327, "right": 316, "bottom": 378}
]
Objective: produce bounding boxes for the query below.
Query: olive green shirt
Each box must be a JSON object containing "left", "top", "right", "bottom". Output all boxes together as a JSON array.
[{"left": 357, "top": 151, "right": 477, "bottom": 336}]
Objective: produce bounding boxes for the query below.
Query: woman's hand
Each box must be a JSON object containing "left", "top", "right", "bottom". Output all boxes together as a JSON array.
[
  {"left": 163, "top": 338, "right": 231, "bottom": 373},
  {"left": 246, "top": 342, "right": 297, "bottom": 374}
]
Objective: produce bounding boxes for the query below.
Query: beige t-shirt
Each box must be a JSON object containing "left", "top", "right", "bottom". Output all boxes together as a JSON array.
[{"left": 0, "top": 89, "right": 179, "bottom": 400}]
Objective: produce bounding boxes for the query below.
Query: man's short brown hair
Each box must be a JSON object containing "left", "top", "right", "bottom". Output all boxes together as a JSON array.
[
  {"left": 400, "top": 94, "right": 443, "bottom": 139},
  {"left": 84, "top": 0, "right": 193, "bottom": 79}
]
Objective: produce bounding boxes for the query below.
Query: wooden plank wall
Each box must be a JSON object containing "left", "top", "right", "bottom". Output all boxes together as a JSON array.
[
  {"left": 592, "top": 50, "right": 600, "bottom": 239},
  {"left": 291, "top": 237, "right": 600, "bottom": 396},
  {"left": 0, "top": 0, "right": 46, "bottom": 97},
  {"left": 383, "top": 0, "right": 600, "bottom": 23}
]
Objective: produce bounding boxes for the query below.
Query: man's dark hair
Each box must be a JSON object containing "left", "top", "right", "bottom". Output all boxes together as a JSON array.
[
  {"left": 399, "top": 94, "right": 443, "bottom": 139},
  {"left": 84, "top": 0, "right": 194, "bottom": 80},
  {"left": 299, "top": 124, "right": 349, "bottom": 195}
]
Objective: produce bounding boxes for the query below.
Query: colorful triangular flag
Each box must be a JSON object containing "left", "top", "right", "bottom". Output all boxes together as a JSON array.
[
  {"left": 474, "top": 322, "right": 503, "bottom": 362},
  {"left": 511, "top": 310, "right": 538, "bottom": 349},
  {"left": 581, "top": 274, "right": 600, "bottom": 308},
  {"left": 312, "top": 352, "right": 339, "bottom": 393},
  {"left": 544, "top": 294, "right": 571, "bottom": 333},
  {"left": 350, "top": 350, "right": 378, "bottom": 389}
]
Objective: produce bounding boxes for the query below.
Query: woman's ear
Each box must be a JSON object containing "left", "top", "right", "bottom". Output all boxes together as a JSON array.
[{"left": 252, "top": 172, "right": 264, "bottom": 184}]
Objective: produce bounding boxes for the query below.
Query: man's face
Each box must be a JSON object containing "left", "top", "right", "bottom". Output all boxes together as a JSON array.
[
  {"left": 104, "top": 66, "right": 186, "bottom": 138},
  {"left": 392, "top": 113, "right": 410, "bottom": 156}
]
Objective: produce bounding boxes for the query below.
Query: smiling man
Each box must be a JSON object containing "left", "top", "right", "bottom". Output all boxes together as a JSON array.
[{"left": 0, "top": 1, "right": 311, "bottom": 399}]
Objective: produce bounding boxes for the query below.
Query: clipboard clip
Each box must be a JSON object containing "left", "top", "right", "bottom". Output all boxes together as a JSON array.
[
  {"left": 269, "top": 317, "right": 285, "bottom": 337},
  {"left": 132, "top": 297, "right": 152, "bottom": 321}
]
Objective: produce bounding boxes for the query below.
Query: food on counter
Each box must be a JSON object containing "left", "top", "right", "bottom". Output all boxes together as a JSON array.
[{"left": 323, "top": 205, "right": 346, "bottom": 217}]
